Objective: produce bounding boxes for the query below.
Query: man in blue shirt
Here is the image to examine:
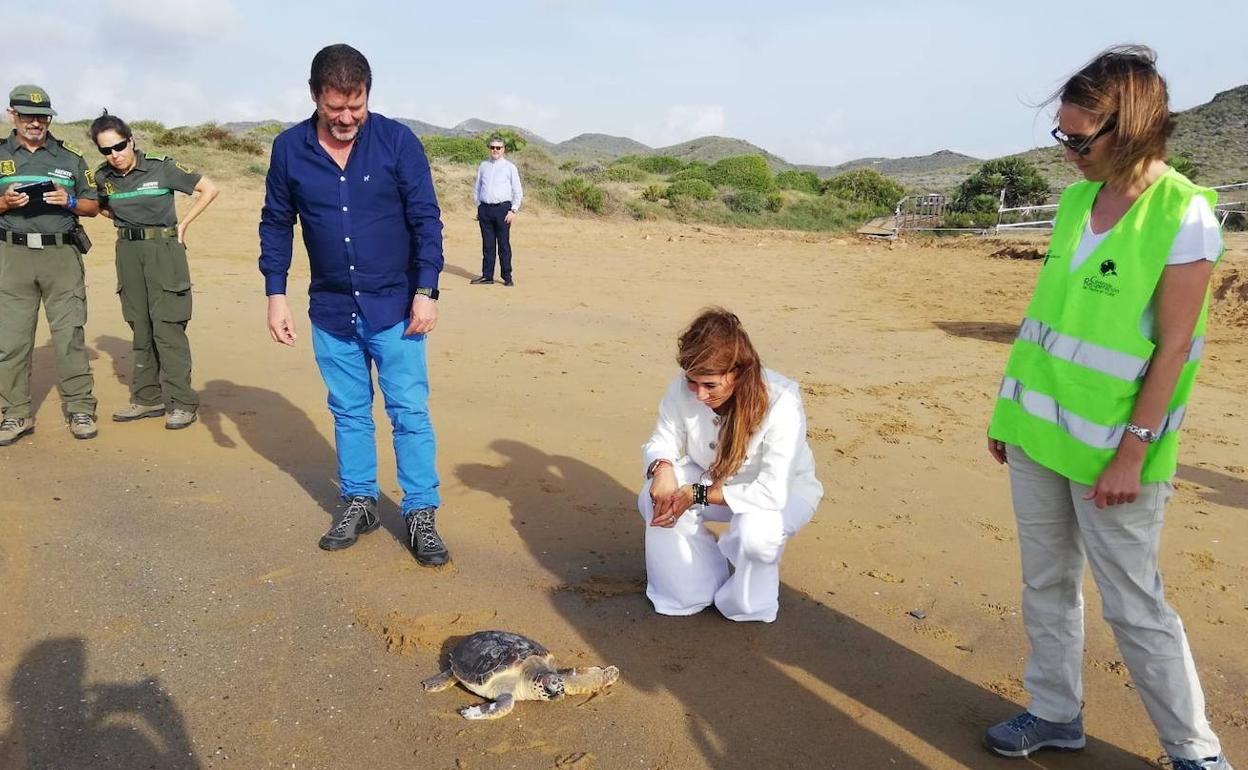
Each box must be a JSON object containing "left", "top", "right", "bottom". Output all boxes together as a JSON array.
[{"left": 259, "top": 44, "right": 449, "bottom": 566}]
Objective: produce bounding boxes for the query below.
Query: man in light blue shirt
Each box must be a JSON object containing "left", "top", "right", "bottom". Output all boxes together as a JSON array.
[{"left": 470, "top": 135, "right": 523, "bottom": 287}]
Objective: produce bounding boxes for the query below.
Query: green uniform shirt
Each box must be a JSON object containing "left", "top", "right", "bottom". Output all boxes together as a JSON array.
[
  {"left": 95, "top": 150, "right": 201, "bottom": 229},
  {"left": 0, "top": 130, "right": 97, "bottom": 234}
]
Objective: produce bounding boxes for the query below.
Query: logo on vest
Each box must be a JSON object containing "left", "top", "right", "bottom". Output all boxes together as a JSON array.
[
  {"left": 0, "top": 159, "right": 14, "bottom": 176},
  {"left": 1083, "top": 258, "right": 1120, "bottom": 297}
]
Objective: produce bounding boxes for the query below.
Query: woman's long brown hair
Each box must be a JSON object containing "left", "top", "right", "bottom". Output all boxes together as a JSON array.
[
  {"left": 1051, "top": 44, "right": 1174, "bottom": 190},
  {"left": 677, "top": 308, "right": 768, "bottom": 484}
]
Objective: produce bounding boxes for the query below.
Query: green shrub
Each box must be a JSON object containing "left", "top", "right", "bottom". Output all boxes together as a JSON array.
[
  {"left": 196, "top": 124, "right": 232, "bottom": 143},
  {"left": 637, "top": 155, "right": 684, "bottom": 174},
  {"left": 1168, "top": 154, "right": 1199, "bottom": 181},
  {"left": 606, "top": 164, "right": 647, "bottom": 182},
  {"left": 952, "top": 157, "right": 1049, "bottom": 212},
  {"left": 766, "top": 192, "right": 785, "bottom": 212},
  {"left": 666, "top": 179, "right": 716, "bottom": 201},
  {"left": 558, "top": 159, "right": 579, "bottom": 171},
  {"left": 217, "top": 135, "right": 265, "bottom": 156},
  {"left": 775, "top": 169, "right": 822, "bottom": 195},
  {"left": 706, "top": 154, "right": 773, "bottom": 192},
  {"left": 726, "top": 190, "right": 768, "bottom": 213},
  {"left": 626, "top": 200, "right": 659, "bottom": 220},
  {"left": 478, "top": 129, "right": 526, "bottom": 152},
  {"left": 823, "top": 169, "right": 905, "bottom": 208},
  {"left": 641, "top": 184, "right": 666, "bottom": 202},
  {"left": 130, "top": 119, "right": 166, "bottom": 133},
  {"left": 554, "top": 177, "right": 606, "bottom": 213},
  {"left": 422, "top": 135, "right": 489, "bottom": 164},
  {"left": 246, "top": 163, "right": 269, "bottom": 176},
  {"left": 671, "top": 162, "right": 711, "bottom": 182},
  {"left": 942, "top": 210, "right": 997, "bottom": 229},
  {"left": 153, "top": 129, "right": 202, "bottom": 147},
  {"left": 248, "top": 121, "right": 285, "bottom": 138}
]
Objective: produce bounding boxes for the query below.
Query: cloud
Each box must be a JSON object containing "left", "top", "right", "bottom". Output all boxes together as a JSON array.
[
  {"left": 653, "top": 104, "right": 726, "bottom": 145},
  {"left": 104, "top": 0, "right": 241, "bottom": 39}
]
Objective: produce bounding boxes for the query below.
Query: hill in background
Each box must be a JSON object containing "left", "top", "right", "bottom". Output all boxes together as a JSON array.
[{"left": 217, "top": 82, "right": 1246, "bottom": 195}]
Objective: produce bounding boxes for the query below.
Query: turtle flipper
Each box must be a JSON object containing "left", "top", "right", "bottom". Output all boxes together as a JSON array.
[
  {"left": 557, "top": 666, "right": 620, "bottom": 695},
  {"left": 422, "top": 668, "right": 456, "bottom": 693},
  {"left": 460, "top": 693, "right": 514, "bottom": 720}
]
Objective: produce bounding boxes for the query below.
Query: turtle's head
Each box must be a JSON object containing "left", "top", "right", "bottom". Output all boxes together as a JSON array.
[{"left": 533, "top": 671, "right": 565, "bottom": 700}]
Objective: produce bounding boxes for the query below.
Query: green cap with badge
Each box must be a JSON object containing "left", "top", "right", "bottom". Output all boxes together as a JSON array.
[{"left": 8, "top": 84, "right": 57, "bottom": 117}]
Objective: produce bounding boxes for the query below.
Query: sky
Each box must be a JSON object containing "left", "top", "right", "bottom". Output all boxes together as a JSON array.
[{"left": 11, "top": 0, "right": 1247, "bottom": 166}]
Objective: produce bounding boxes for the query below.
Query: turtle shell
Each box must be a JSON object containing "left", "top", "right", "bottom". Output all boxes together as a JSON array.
[{"left": 449, "top": 631, "right": 550, "bottom": 687}]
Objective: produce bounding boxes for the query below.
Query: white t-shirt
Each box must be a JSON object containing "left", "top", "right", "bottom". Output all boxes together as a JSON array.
[{"left": 1069, "top": 196, "right": 1223, "bottom": 338}]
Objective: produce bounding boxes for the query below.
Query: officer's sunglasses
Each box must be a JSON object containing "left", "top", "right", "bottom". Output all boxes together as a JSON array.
[
  {"left": 1050, "top": 117, "right": 1116, "bottom": 156},
  {"left": 97, "top": 139, "right": 130, "bottom": 156},
  {"left": 489, "top": 145, "right": 504, "bottom": 150}
]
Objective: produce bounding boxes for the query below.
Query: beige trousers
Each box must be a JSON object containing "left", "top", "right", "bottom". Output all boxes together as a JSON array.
[{"left": 1006, "top": 444, "right": 1221, "bottom": 760}]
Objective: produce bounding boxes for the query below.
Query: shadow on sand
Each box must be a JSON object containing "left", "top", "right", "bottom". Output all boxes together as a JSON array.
[
  {"left": 933, "top": 321, "right": 1019, "bottom": 345},
  {"left": 1178, "top": 463, "right": 1248, "bottom": 512},
  {"left": 193, "top": 377, "right": 408, "bottom": 545},
  {"left": 456, "top": 439, "right": 1154, "bottom": 770},
  {"left": 0, "top": 637, "right": 199, "bottom": 770}
]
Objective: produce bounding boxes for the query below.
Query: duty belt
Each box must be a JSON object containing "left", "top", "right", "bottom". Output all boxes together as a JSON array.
[
  {"left": 0, "top": 228, "right": 72, "bottom": 248},
  {"left": 118, "top": 226, "right": 178, "bottom": 241}
]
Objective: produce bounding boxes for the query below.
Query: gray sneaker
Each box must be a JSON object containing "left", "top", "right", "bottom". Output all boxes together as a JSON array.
[
  {"left": 67, "top": 413, "right": 98, "bottom": 440},
  {"left": 113, "top": 403, "right": 165, "bottom": 422},
  {"left": 1170, "top": 757, "right": 1235, "bottom": 770},
  {"left": 405, "top": 507, "right": 450, "bottom": 566},
  {"left": 0, "top": 416, "right": 35, "bottom": 446},
  {"left": 165, "top": 409, "right": 197, "bottom": 430},
  {"left": 984, "top": 711, "right": 1085, "bottom": 757},
  {"left": 318, "top": 496, "right": 380, "bottom": 551}
]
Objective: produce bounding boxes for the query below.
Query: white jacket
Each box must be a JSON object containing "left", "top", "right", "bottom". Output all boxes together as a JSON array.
[{"left": 641, "top": 369, "right": 824, "bottom": 515}]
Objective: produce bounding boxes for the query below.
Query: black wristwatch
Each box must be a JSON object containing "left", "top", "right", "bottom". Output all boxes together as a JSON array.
[{"left": 415, "top": 287, "right": 439, "bottom": 300}]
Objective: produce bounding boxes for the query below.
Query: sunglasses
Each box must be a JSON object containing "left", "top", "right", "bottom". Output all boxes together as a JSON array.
[
  {"left": 489, "top": 145, "right": 504, "bottom": 150},
  {"left": 1051, "top": 118, "right": 1116, "bottom": 156},
  {"left": 97, "top": 139, "right": 130, "bottom": 156}
]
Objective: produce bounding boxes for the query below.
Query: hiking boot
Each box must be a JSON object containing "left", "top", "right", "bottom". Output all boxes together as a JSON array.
[
  {"left": 503, "top": 278, "right": 514, "bottom": 287},
  {"left": 165, "top": 408, "right": 197, "bottom": 430},
  {"left": 67, "top": 413, "right": 98, "bottom": 440},
  {"left": 469, "top": 276, "right": 494, "bottom": 285},
  {"left": 1169, "top": 757, "right": 1235, "bottom": 770},
  {"left": 405, "top": 506, "right": 449, "bottom": 566},
  {"left": 0, "top": 416, "right": 35, "bottom": 446},
  {"left": 113, "top": 403, "right": 165, "bottom": 422},
  {"left": 984, "top": 711, "right": 1085, "bottom": 757},
  {"left": 318, "top": 496, "right": 380, "bottom": 551}
]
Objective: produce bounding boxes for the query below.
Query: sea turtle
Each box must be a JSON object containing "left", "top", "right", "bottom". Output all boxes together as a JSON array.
[{"left": 422, "top": 630, "right": 620, "bottom": 720}]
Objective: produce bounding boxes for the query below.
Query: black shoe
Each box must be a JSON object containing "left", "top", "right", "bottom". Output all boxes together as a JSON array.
[
  {"left": 319, "top": 496, "right": 379, "bottom": 551},
  {"left": 470, "top": 276, "right": 494, "bottom": 285},
  {"left": 405, "top": 507, "right": 450, "bottom": 566},
  {"left": 503, "top": 278, "right": 514, "bottom": 287}
]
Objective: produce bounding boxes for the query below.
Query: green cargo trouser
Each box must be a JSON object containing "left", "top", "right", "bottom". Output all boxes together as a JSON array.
[
  {"left": 0, "top": 241, "right": 97, "bottom": 419},
  {"left": 115, "top": 237, "right": 197, "bottom": 411}
]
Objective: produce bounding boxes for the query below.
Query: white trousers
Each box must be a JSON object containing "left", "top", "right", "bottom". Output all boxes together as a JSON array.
[
  {"left": 1007, "top": 445, "right": 1222, "bottom": 760},
  {"left": 637, "top": 459, "right": 814, "bottom": 623}
]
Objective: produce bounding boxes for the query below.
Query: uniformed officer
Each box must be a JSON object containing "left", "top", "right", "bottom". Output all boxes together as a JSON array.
[
  {"left": 90, "top": 112, "right": 219, "bottom": 430},
  {"left": 0, "top": 85, "right": 100, "bottom": 446}
]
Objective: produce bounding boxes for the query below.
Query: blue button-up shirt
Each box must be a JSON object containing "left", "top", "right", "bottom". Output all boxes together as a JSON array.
[{"left": 259, "top": 111, "right": 443, "bottom": 336}]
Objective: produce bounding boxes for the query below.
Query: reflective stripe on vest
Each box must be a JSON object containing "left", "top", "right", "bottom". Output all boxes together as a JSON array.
[
  {"left": 998, "top": 376, "right": 1187, "bottom": 450},
  {"left": 1016, "top": 318, "right": 1205, "bottom": 381}
]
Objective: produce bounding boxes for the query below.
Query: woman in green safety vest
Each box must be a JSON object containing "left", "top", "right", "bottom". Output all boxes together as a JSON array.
[
  {"left": 982, "top": 47, "right": 1233, "bottom": 770},
  {"left": 89, "top": 112, "right": 218, "bottom": 431}
]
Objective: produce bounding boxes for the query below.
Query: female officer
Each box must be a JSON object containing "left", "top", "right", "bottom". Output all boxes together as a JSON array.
[
  {"left": 89, "top": 112, "right": 218, "bottom": 430},
  {"left": 983, "top": 47, "right": 1233, "bottom": 770},
  {"left": 639, "top": 307, "right": 823, "bottom": 623}
]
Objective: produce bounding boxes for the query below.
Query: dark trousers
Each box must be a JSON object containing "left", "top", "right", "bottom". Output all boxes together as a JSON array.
[{"left": 478, "top": 201, "right": 512, "bottom": 280}]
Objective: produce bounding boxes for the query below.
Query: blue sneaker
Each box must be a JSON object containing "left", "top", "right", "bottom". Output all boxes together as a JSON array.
[
  {"left": 1169, "top": 757, "right": 1234, "bottom": 770},
  {"left": 984, "top": 711, "right": 1086, "bottom": 757}
]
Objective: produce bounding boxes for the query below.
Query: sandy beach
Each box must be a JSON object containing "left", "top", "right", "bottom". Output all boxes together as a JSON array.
[{"left": 1, "top": 191, "right": 1245, "bottom": 769}]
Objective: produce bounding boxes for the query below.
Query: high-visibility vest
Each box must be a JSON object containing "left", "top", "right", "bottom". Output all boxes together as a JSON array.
[{"left": 988, "top": 168, "right": 1220, "bottom": 485}]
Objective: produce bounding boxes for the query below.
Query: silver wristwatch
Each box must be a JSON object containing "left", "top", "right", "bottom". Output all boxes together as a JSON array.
[{"left": 1124, "top": 422, "right": 1159, "bottom": 444}]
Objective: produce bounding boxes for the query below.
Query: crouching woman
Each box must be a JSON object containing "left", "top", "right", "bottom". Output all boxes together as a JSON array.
[{"left": 639, "top": 307, "right": 823, "bottom": 623}]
